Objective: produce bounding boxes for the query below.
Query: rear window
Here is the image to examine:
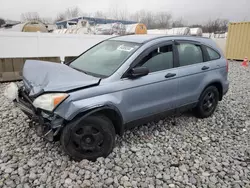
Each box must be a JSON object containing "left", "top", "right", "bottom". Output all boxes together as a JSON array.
[
  {"left": 206, "top": 47, "right": 220, "bottom": 60},
  {"left": 177, "top": 43, "right": 203, "bottom": 66}
]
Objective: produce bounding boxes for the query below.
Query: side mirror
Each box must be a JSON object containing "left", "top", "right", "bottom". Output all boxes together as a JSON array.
[{"left": 129, "top": 67, "right": 149, "bottom": 78}]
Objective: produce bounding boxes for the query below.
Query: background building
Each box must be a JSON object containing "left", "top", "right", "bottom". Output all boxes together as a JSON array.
[{"left": 56, "top": 16, "right": 137, "bottom": 29}]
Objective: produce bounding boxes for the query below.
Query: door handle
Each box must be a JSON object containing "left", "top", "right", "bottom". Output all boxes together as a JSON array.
[
  {"left": 165, "top": 73, "right": 176, "bottom": 78},
  {"left": 202, "top": 66, "right": 210, "bottom": 70}
]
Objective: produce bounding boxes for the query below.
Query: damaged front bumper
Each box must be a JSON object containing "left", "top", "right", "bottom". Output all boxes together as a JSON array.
[{"left": 13, "top": 86, "right": 64, "bottom": 141}]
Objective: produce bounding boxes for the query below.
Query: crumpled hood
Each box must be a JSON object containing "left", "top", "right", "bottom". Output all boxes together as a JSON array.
[{"left": 23, "top": 60, "right": 100, "bottom": 96}]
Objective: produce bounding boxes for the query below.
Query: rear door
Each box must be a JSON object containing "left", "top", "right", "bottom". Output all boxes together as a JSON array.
[{"left": 174, "top": 40, "right": 212, "bottom": 107}]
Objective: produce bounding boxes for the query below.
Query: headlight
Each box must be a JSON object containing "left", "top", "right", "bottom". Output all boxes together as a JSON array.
[{"left": 33, "top": 93, "right": 69, "bottom": 111}]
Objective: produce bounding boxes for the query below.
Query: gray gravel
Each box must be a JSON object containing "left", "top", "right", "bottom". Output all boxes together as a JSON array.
[{"left": 0, "top": 61, "right": 250, "bottom": 188}]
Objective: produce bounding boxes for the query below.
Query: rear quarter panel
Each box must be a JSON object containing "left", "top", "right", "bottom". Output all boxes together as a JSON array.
[
  {"left": 176, "top": 60, "right": 226, "bottom": 106},
  {"left": 196, "top": 38, "right": 229, "bottom": 97},
  {"left": 203, "top": 38, "right": 229, "bottom": 94}
]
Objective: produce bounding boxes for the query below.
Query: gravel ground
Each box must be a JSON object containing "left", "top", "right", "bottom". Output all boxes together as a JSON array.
[{"left": 0, "top": 61, "right": 250, "bottom": 188}]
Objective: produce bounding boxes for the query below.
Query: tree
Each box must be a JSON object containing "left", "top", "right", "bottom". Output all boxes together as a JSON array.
[
  {"left": 21, "top": 12, "right": 41, "bottom": 22},
  {"left": 172, "top": 17, "right": 185, "bottom": 28},
  {"left": 20, "top": 12, "right": 53, "bottom": 24},
  {"left": 131, "top": 10, "right": 155, "bottom": 29},
  {"left": 130, "top": 10, "right": 173, "bottom": 29},
  {"left": 0, "top": 18, "right": 5, "bottom": 27},
  {"left": 219, "top": 19, "right": 229, "bottom": 32},
  {"left": 40, "top": 17, "right": 53, "bottom": 24},
  {"left": 108, "top": 7, "right": 129, "bottom": 20},
  {"left": 118, "top": 9, "right": 129, "bottom": 20},
  {"left": 55, "top": 7, "right": 83, "bottom": 22},
  {"left": 154, "top": 12, "right": 172, "bottom": 29},
  {"left": 55, "top": 13, "right": 65, "bottom": 22},
  {"left": 94, "top": 11, "right": 107, "bottom": 19},
  {"left": 202, "top": 19, "right": 229, "bottom": 37},
  {"left": 64, "top": 7, "right": 82, "bottom": 19},
  {"left": 209, "top": 19, "right": 220, "bottom": 33},
  {"left": 190, "top": 24, "right": 203, "bottom": 28}
]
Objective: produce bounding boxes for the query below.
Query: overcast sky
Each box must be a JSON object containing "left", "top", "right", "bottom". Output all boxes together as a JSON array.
[{"left": 1, "top": 0, "right": 249, "bottom": 24}]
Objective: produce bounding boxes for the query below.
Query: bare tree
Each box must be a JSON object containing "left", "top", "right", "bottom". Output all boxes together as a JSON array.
[
  {"left": 172, "top": 17, "right": 185, "bottom": 28},
  {"left": 40, "top": 17, "right": 53, "bottom": 24},
  {"left": 190, "top": 24, "right": 203, "bottom": 28},
  {"left": 220, "top": 19, "right": 229, "bottom": 32},
  {"left": 129, "top": 11, "right": 140, "bottom": 22},
  {"left": 210, "top": 19, "right": 221, "bottom": 33},
  {"left": 108, "top": 7, "right": 129, "bottom": 20},
  {"left": 55, "top": 7, "right": 83, "bottom": 22},
  {"left": 21, "top": 12, "right": 53, "bottom": 25},
  {"left": 65, "top": 7, "right": 82, "bottom": 19},
  {"left": 154, "top": 12, "right": 172, "bottom": 29},
  {"left": 55, "top": 13, "right": 65, "bottom": 22},
  {"left": 21, "top": 12, "right": 41, "bottom": 22},
  {"left": 141, "top": 11, "right": 155, "bottom": 29},
  {"left": 94, "top": 11, "right": 107, "bottom": 19},
  {"left": 131, "top": 10, "right": 155, "bottom": 29},
  {"left": 0, "top": 18, "right": 5, "bottom": 27},
  {"left": 108, "top": 7, "right": 118, "bottom": 20},
  {"left": 119, "top": 9, "right": 129, "bottom": 20},
  {"left": 202, "top": 19, "right": 228, "bottom": 37},
  {"left": 130, "top": 10, "right": 173, "bottom": 29}
]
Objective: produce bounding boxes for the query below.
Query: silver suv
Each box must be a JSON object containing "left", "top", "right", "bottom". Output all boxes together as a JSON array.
[{"left": 5, "top": 35, "right": 229, "bottom": 161}]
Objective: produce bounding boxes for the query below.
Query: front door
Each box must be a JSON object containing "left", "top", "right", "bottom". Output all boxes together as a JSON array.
[{"left": 120, "top": 42, "right": 179, "bottom": 123}]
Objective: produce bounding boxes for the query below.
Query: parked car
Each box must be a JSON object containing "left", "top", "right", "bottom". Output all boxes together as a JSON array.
[{"left": 4, "top": 35, "right": 229, "bottom": 161}]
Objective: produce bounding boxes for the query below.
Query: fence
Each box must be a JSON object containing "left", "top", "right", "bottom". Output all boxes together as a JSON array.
[
  {"left": 0, "top": 32, "right": 111, "bottom": 81},
  {"left": 0, "top": 32, "right": 227, "bottom": 82}
]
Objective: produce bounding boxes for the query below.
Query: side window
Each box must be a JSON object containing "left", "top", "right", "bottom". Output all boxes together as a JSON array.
[
  {"left": 138, "top": 45, "right": 173, "bottom": 73},
  {"left": 206, "top": 47, "right": 220, "bottom": 60},
  {"left": 177, "top": 43, "right": 203, "bottom": 66}
]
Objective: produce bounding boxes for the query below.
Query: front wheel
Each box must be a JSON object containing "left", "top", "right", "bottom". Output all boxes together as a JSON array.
[
  {"left": 194, "top": 86, "right": 219, "bottom": 118},
  {"left": 61, "top": 115, "right": 115, "bottom": 161}
]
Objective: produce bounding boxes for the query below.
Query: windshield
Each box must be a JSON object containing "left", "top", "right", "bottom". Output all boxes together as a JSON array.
[{"left": 69, "top": 40, "right": 140, "bottom": 77}]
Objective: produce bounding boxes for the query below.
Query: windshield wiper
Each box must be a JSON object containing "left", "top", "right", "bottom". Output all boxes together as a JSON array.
[
  {"left": 70, "top": 66, "right": 90, "bottom": 75},
  {"left": 70, "top": 65, "right": 106, "bottom": 78}
]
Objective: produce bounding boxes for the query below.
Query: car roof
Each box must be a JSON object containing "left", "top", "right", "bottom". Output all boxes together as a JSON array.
[
  {"left": 109, "top": 34, "right": 209, "bottom": 44},
  {"left": 109, "top": 35, "right": 167, "bottom": 43},
  {"left": 109, "top": 34, "right": 221, "bottom": 54}
]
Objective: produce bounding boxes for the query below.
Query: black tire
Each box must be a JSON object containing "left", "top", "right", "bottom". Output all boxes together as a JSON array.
[
  {"left": 194, "top": 86, "right": 219, "bottom": 118},
  {"left": 60, "top": 115, "right": 115, "bottom": 161}
]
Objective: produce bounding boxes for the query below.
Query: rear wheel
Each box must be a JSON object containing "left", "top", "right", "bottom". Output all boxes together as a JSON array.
[
  {"left": 194, "top": 86, "right": 219, "bottom": 118},
  {"left": 61, "top": 115, "right": 115, "bottom": 161}
]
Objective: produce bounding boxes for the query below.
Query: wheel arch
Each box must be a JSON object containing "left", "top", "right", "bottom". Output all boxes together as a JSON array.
[
  {"left": 67, "top": 105, "right": 124, "bottom": 136},
  {"left": 203, "top": 81, "right": 223, "bottom": 101}
]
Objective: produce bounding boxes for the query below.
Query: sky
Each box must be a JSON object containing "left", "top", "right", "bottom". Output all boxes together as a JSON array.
[{"left": 0, "top": 0, "right": 249, "bottom": 24}]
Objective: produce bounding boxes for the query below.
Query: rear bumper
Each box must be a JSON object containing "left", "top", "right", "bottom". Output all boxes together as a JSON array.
[{"left": 15, "top": 87, "right": 64, "bottom": 141}]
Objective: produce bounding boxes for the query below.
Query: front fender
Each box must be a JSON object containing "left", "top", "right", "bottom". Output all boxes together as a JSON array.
[
  {"left": 54, "top": 93, "right": 123, "bottom": 121},
  {"left": 68, "top": 103, "right": 123, "bottom": 122}
]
